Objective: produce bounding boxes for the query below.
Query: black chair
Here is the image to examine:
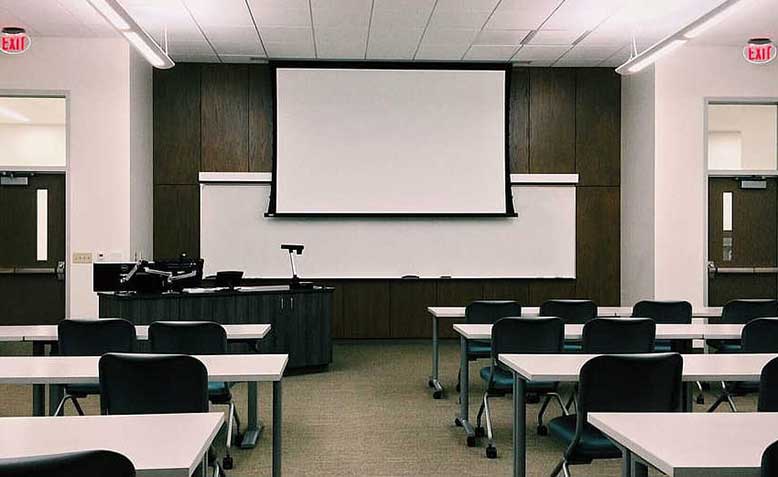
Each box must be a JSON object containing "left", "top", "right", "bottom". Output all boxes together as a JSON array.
[
  {"left": 0, "top": 450, "right": 135, "bottom": 477},
  {"left": 762, "top": 439, "right": 778, "bottom": 477},
  {"left": 55, "top": 318, "right": 136, "bottom": 416},
  {"left": 758, "top": 356, "right": 778, "bottom": 412},
  {"left": 457, "top": 301, "right": 522, "bottom": 391},
  {"left": 98, "top": 353, "right": 220, "bottom": 476},
  {"left": 149, "top": 321, "right": 240, "bottom": 469},
  {"left": 548, "top": 353, "right": 683, "bottom": 476},
  {"left": 709, "top": 299, "right": 778, "bottom": 353},
  {"left": 540, "top": 300, "right": 597, "bottom": 353},
  {"left": 476, "top": 317, "right": 567, "bottom": 458},
  {"left": 709, "top": 318, "right": 778, "bottom": 412},
  {"left": 581, "top": 318, "right": 656, "bottom": 354}
]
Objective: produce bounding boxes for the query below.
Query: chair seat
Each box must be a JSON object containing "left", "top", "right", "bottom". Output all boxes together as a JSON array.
[
  {"left": 479, "top": 366, "right": 557, "bottom": 393},
  {"left": 208, "top": 382, "right": 232, "bottom": 404},
  {"left": 468, "top": 340, "right": 491, "bottom": 358},
  {"left": 548, "top": 415, "right": 622, "bottom": 460},
  {"left": 65, "top": 383, "right": 100, "bottom": 397}
]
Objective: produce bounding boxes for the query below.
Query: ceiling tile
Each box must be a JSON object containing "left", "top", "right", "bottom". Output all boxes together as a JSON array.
[
  {"left": 315, "top": 27, "right": 368, "bottom": 59},
  {"left": 207, "top": 27, "right": 264, "bottom": 55},
  {"left": 428, "top": 9, "right": 492, "bottom": 30},
  {"left": 264, "top": 41, "right": 315, "bottom": 58},
  {"left": 485, "top": 0, "right": 561, "bottom": 30},
  {"left": 311, "top": 0, "right": 371, "bottom": 29},
  {"left": 183, "top": 0, "right": 252, "bottom": 27},
  {"left": 421, "top": 28, "right": 478, "bottom": 46},
  {"left": 474, "top": 29, "right": 530, "bottom": 46},
  {"left": 511, "top": 44, "right": 568, "bottom": 62},
  {"left": 553, "top": 58, "right": 602, "bottom": 67},
  {"left": 260, "top": 26, "right": 314, "bottom": 44},
  {"left": 415, "top": 44, "right": 468, "bottom": 61},
  {"left": 464, "top": 44, "right": 518, "bottom": 61},
  {"left": 543, "top": 0, "right": 623, "bottom": 31},
  {"left": 371, "top": 0, "right": 435, "bottom": 29},
  {"left": 366, "top": 27, "right": 423, "bottom": 60},
  {"left": 434, "top": 0, "right": 500, "bottom": 13},
  {"left": 529, "top": 29, "right": 584, "bottom": 45},
  {"left": 247, "top": 0, "right": 311, "bottom": 27},
  {"left": 561, "top": 44, "right": 621, "bottom": 61},
  {"left": 219, "top": 54, "right": 267, "bottom": 62}
]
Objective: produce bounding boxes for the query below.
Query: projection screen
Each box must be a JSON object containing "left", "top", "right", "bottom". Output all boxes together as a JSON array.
[{"left": 270, "top": 66, "right": 512, "bottom": 216}]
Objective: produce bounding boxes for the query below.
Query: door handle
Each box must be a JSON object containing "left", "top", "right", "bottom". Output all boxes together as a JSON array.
[
  {"left": 14, "top": 267, "right": 56, "bottom": 274},
  {"left": 712, "top": 266, "right": 778, "bottom": 275}
]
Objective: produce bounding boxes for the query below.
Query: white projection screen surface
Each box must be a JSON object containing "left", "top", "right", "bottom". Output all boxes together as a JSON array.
[{"left": 273, "top": 67, "right": 510, "bottom": 215}]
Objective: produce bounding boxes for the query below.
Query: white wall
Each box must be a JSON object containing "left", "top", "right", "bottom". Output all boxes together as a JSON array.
[
  {"left": 622, "top": 45, "right": 778, "bottom": 307},
  {"left": 621, "top": 66, "right": 656, "bottom": 305},
  {"left": 129, "top": 49, "right": 153, "bottom": 261},
  {"left": 0, "top": 124, "right": 65, "bottom": 167},
  {"left": 0, "top": 38, "right": 153, "bottom": 316}
]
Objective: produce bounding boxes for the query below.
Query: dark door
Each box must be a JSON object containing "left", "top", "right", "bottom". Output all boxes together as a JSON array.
[
  {"left": 0, "top": 173, "right": 66, "bottom": 324},
  {"left": 708, "top": 177, "right": 778, "bottom": 305}
]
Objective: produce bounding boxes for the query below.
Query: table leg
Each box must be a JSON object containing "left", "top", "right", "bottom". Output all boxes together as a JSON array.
[
  {"left": 273, "top": 380, "right": 282, "bottom": 477},
  {"left": 47, "top": 343, "right": 62, "bottom": 416},
  {"left": 620, "top": 446, "right": 632, "bottom": 477},
  {"left": 240, "top": 381, "right": 263, "bottom": 448},
  {"left": 428, "top": 315, "right": 443, "bottom": 399},
  {"left": 683, "top": 382, "right": 693, "bottom": 412},
  {"left": 32, "top": 342, "right": 45, "bottom": 416},
  {"left": 454, "top": 336, "right": 475, "bottom": 446},
  {"left": 512, "top": 373, "right": 526, "bottom": 477}
]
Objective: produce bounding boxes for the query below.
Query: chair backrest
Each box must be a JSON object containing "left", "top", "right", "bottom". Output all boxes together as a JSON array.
[
  {"left": 149, "top": 321, "right": 227, "bottom": 355},
  {"left": 582, "top": 318, "right": 656, "bottom": 353},
  {"left": 99, "top": 353, "right": 208, "bottom": 415},
  {"left": 632, "top": 300, "right": 692, "bottom": 324},
  {"left": 578, "top": 353, "right": 683, "bottom": 417},
  {"left": 762, "top": 439, "right": 778, "bottom": 477},
  {"left": 58, "top": 318, "right": 136, "bottom": 356},
  {"left": 465, "top": 300, "right": 521, "bottom": 325},
  {"left": 0, "top": 450, "right": 135, "bottom": 477},
  {"left": 722, "top": 299, "right": 778, "bottom": 324},
  {"left": 539, "top": 300, "right": 597, "bottom": 324},
  {"left": 743, "top": 318, "right": 778, "bottom": 353},
  {"left": 491, "top": 317, "right": 564, "bottom": 362},
  {"left": 759, "top": 356, "right": 778, "bottom": 412}
]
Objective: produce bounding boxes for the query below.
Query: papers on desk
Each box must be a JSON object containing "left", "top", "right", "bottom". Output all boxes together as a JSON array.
[{"left": 182, "top": 287, "right": 228, "bottom": 294}]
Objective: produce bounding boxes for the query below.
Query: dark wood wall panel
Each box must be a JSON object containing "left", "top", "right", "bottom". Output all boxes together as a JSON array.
[
  {"left": 575, "top": 69, "right": 621, "bottom": 186},
  {"left": 153, "top": 64, "right": 622, "bottom": 338},
  {"left": 153, "top": 64, "right": 201, "bottom": 185},
  {"left": 201, "top": 65, "right": 249, "bottom": 172},
  {"left": 528, "top": 69, "right": 576, "bottom": 174},
  {"left": 153, "top": 185, "right": 200, "bottom": 259},
  {"left": 576, "top": 187, "right": 620, "bottom": 305},
  {"left": 249, "top": 66, "right": 274, "bottom": 172}
]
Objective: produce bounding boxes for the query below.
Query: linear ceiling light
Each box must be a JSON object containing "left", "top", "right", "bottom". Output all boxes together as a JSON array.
[
  {"left": 616, "top": 0, "right": 748, "bottom": 75},
  {"left": 86, "top": 0, "right": 174, "bottom": 69}
]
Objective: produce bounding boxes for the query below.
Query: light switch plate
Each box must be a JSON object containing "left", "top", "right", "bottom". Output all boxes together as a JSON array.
[{"left": 73, "top": 252, "right": 92, "bottom": 264}]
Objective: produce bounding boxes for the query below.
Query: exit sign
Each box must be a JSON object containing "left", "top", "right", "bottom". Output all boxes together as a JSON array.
[
  {"left": 743, "top": 38, "right": 775, "bottom": 65},
  {"left": 0, "top": 27, "right": 30, "bottom": 55}
]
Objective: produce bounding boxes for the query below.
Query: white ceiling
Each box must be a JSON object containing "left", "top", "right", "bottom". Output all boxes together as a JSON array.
[{"left": 0, "top": 0, "right": 775, "bottom": 66}]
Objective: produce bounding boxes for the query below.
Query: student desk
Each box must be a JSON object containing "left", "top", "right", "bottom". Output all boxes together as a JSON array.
[
  {"left": 0, "top": 413, "right": 224, "bottom": 477},
  {"left": 0, "top": 353, "right": 287, "bottom": 477},
  {"left": 425, "top": 306, "right": 721, "bottom": 398},
  {"left": 453, "top": 324, "right": 705, "bottom": 447},
  {"left": 589, "top": 412, "right": 778, "bottom": 477},
  {"left": 0, "top": 323, "right": 270, "bottom": 445},
  {"left": 498, "top": 353, "right": 777, "bottom": 477}
]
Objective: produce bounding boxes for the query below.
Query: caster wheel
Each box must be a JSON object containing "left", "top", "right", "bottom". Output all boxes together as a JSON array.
[
  {"left": 486, "top": 446, "right": 497, "bottom": 459},
  {"left": 537, "top": 425, "right": 548, "bottom": 436},
  {"left": 466, "top": 435, "right": 477, "bottom": 447},
  {"left": 475, "top": 426, "right": 485, "bottom": 437},
  {"left": 454, "top": 418, "right": 462, "bottom": 427},
  {"left": 696, "top": 395, "right": 705, "bottom": 405},
  {"left": 433, "top": 390, "right": 442, "bottom": 399},
  {"left": 222, "top": 456, "right": 234, "bottom": 470}
]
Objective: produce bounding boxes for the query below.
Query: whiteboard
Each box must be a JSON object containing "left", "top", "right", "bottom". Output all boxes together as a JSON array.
[
  {"left": 274, "top": 68, "right": 508, "bottom": 214},
  {"left": 200, "top": 183, "right": 575, "bottom": 279}
]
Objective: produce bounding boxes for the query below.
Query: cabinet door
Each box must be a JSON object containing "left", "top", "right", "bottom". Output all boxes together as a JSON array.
[{"left": 286, "top": 292, "right": 331, "bottom": 368}]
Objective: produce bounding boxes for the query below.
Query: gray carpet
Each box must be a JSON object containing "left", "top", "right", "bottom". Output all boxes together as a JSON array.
[{"left": 0, "top": 341, "right": 756, "bottom": 476}]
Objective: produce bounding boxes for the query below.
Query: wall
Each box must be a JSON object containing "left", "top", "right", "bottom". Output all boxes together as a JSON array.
[
  {"left": 0, "top": 124, "right": 65, "bottom": 167},
  {"left": 622, "top": 45, "right": 778, "bottom": 307},
  {"left": 129, "top": 49, "right": 153, "bottom": 261},
  {"left": 621, "top": 66, "right": 656, "bottom": 305},
  {"left": 0, "top": 38, "right": 153, "bottom": 316},
  {"left": 153, "top": 64, "right": 621, "bottom": 338}
]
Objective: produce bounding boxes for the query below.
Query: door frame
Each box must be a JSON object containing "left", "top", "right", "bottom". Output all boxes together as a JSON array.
[
  {"left": 703, "top": 97, "right": 778, "bottom": 306},
  {"left": 0, "top": 89, "right": 70, "bottom": 316}
]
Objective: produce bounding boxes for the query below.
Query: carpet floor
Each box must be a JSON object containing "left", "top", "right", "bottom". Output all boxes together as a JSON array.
[{"left": 0, "top": 341, "right": 756, "bottom": 476}]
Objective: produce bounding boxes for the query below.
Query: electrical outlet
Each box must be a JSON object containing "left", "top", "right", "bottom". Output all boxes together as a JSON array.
[{"left": 72, "top": 252, "right": 92, "bottom": 264}]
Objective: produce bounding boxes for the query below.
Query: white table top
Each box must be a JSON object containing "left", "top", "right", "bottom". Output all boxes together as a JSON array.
[
  {"left": 453, "top": 323, "right": 710, "bottom": 341},
  {"left": 588, "top": 412, "right": 778, "bottom": 477},
  {"left": 428, "top": 306, "right": 722, "bottom": 319},
  {"left": 454, "top": 323, "right": 744, "bottom": 341},
  {"left": 0, "top": 324, "right": 271, "bottom": 342},
  {"left": 0, "top": 353, "right": 288, "bottom": 384},
  {"left": 498, "top": 353, "right": 777, "bottom": 382},
  {"left": 0, "top": 412, "right": 224, "bottom": 477}
]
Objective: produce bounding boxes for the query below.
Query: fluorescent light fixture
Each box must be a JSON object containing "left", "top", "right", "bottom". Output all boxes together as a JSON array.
[
  {"left": 616, "top": 0, "right": 748, "bottom": 75},
  {"left": 683, "top": 0, "right": 746, "bottom": 39},
  {"left": 0, "top": 106, "right": 30, "bottom": 122},
  {"left": 86, "top": 0, "right": 174, "bottom": 69}
]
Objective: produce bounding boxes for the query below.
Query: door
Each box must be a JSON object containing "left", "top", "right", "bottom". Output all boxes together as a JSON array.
[
  {"left": 0, "top": 173, "right": 66, "bottom": 324},
  {"left": 708, "top": 177, "right": 778, "bottom": 305}
]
